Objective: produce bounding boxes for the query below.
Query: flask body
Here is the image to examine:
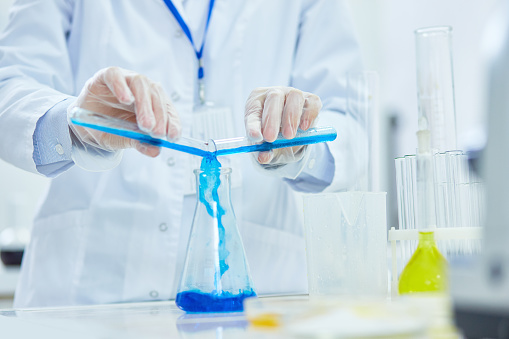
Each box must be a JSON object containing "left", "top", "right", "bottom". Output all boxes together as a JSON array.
[
  {"left": 399, "top": 231, "right": 448, "bottom": 294},
  {"left": 176, "top": 167, "right": 256, "bottom": 312}
]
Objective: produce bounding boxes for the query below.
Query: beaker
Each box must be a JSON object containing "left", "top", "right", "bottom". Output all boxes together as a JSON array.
[
  {"left": 303, "top": 191, "right": 388, "bottom": 298},
  {"left": 175, "top": 166, "right": 256, "bottom": 313}
]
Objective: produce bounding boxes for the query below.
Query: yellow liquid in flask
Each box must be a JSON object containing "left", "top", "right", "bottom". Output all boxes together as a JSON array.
[{"left": 398, "top": 231, "right": 448, "bottom": 294}]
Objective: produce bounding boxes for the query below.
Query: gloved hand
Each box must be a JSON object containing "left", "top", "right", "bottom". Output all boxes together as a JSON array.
[
  {"left": 68, "top": 67, "right": 181, "bottom": 160},
  {"left": 244, "top": 87, "right": 322, "bottom": 165}
]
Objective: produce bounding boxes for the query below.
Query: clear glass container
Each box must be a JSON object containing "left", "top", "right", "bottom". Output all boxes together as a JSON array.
[
  {"left": 346, "top": 71, "right": 380, "bottom": 192},
  {"left": 415, "top": 26, "right": 457, "bottom": 152},
  {"left": 175, "top": 166, "right": 256, "bottom": 312}
]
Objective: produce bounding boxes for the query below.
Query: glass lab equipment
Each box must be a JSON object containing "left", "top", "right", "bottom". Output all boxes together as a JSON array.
[
  {"left": 415, "top": 26, "right": 457, "bottom": 152},
  {"left": 303, "top": 192, "right": 388, "bottom": 298},
  {"left": 301, "top": 71, "right": 387, "bottom": 298},
  {"left": 398, "top": 231, "right": 448, "bottom": 294},
  {"left": 398, "top": 128, "right": 448, "bottom": 295},
  {"left": 346, "top": 71, "right": 380, "bottom": 191},
  {"left": 394, "top": 26, "right": 483, "bottom": 286},
  {"left": 69, "top": 107, "right": 337, "bottom": 158},
  {"left": 175, "top": 166, "right": 256, "bottom": 312},
  {"left": 395, "top": 152, "right": 484, "bottom": 265}
]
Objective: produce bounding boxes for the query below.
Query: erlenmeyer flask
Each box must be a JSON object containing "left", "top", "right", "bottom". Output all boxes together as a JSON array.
[
  {"left": 398, "top": 231, "right": 448, "bottom": 294},
  {"left": 176, "top": 166, "right": 256, "bottom": 312}
]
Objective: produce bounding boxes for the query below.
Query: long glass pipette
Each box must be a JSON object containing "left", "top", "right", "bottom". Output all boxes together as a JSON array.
[{"left": 69, "top": 107, "right": 337, "bottom": 157}]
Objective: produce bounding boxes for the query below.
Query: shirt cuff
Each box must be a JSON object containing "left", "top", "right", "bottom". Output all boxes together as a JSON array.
[
  {"left": 284, "top": 143, "right": 334, "bottom": 193},
  {"left": 32, "top": 98, "right": 74, "bottom": 177}
]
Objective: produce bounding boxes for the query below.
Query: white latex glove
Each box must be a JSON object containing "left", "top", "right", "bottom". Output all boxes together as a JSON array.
[
  {"left": 68, "top": 67, "right": 181, "bottom": 162},
  {"left": 244, "top": 87, "right": 322, "bottom": 165}
]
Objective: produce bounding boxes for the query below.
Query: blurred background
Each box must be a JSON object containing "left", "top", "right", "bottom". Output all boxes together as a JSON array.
[{"left": 0, "top": 0, "right": 499, "bottom": 304}]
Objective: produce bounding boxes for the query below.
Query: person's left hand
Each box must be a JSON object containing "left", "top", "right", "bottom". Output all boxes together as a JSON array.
[{"left": 244, "top": 87, "right": 322, "bottom": 165}]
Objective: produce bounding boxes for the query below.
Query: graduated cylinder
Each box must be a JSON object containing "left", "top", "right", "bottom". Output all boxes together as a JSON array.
[{"left": 415, "top": 26, "right": 457, "bottom": 152}]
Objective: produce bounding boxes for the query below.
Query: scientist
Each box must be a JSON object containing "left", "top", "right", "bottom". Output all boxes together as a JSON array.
[{"left": 0, "top": 0, "right": 363, "bottom": 307}]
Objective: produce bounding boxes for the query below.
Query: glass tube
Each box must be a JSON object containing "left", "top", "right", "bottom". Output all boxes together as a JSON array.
[
  {"left": 346, "top": 71, "right": 380, "bottom": 192},
  {"left": 404, "top": 155, "right": 417, "bottom": 233},
  {"left": 395, "top": 156, "right": 411, "bottom": 264},
  {"left": 415, "top": 26, "right": 457, "bottom": 152},
  {"left": 404, "top": 154, "right": 418, "bottom": 256},
  {"left": 416, "top": 137, "right": 437, "bottom": 232},
  {"left": 395, "top": 157, "right": 406, "bottom": 230},
  {"left": 70, "top": 107, "right": 337, "bottom": 158},
  {"left": 212, "top": 127, "right": 337, "bottom": 156}
]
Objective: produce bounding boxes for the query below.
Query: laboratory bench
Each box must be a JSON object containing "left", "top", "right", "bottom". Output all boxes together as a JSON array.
[
  {"left": 0, "top": 297, "right": 282, "bottom": 339},
  {"left": 0, "top": 294, "right": 461, "bottom": 338}
]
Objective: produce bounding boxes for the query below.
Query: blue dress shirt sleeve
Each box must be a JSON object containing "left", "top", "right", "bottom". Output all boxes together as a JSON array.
[
  {"left": 284, "top": 142, "right": 334, "bottom": 193},
  {"left": 32, "top": 98, "right": 74, "bottom": 177}
]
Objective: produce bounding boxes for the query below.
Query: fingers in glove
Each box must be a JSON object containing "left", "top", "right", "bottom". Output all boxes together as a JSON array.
[
  {"left": 300, "top": 93, "right": 322, "bottom": 130},
  {"left": 257, "top": 150, "right": 274, "bottom": 164},
  {"left": 165, "top": 100, "right": 181, "bottom": 140},
  {"left": 100, "top": 133, "right": 138, "bottom": 151},
  {"left": 281, "top": 88, "right": 305, "bottom": 139},
  {"left": 257, "top": 146, "right": 305, "bottom": 165},
  {"left": 262, "top": 88, "right": 285, "bottom": 142},
  {"left": 135, "top": 142, "right": 161, "bottom": 158},
  {"left": 102, "top": 67, "right": 135, "bottom": 105},
  {"left": 128, "top": 75, "right": 157, "bottom": 134},
  {"left": 244, "top": 88, "right": 265, "bottom": 142},
  {"left": 150, "top": 84, "right": 168, "bottom": 138}
]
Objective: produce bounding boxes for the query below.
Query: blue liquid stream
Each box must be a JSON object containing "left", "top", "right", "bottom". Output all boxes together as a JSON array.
[
  {"left": 199, "top": 155, "right": 230, "bottom": 277},
  {"left": 176, "top": 289, "right": 256, "bottom": 313}
]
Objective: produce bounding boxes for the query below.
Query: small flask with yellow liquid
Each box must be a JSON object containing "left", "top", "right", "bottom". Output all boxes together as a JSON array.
[{"left": 398, "top": 230, "right": 448, "bottom": 294}]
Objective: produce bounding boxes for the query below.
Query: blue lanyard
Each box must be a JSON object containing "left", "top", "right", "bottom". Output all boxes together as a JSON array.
[{"left": 162, "top": 0, "right": 215, "bottom": 103}]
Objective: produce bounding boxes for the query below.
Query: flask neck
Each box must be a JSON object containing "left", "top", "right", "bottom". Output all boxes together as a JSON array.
[{"left": 417, "top": 231, "right": 437, "bottom": 248}]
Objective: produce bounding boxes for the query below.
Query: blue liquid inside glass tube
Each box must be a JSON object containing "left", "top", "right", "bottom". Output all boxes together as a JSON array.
[{"left": 176, "top": 154, "right": 256, "bottom": 313}]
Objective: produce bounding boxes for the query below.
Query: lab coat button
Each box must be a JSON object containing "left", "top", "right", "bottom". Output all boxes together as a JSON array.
[
  {"left": 167, "top": 157, "right": 175, "bottom": 167},
  {"left": 149, "top": 290, "right": 159, "bottom": 298},
  {"left": 159, "top": 223, "right": 168, "bottom": 232},
  {"left": 55, "top": 144, "right": 64, "bottom": 155},
  {"left": 175, "top": 29, "right": 183, "bottom": 38},
  {"left": 308, "top": 158, "right": 316, "bottom": 170},
  {"left": 171, "top": 91, "right": 181, "bottom": 102}
]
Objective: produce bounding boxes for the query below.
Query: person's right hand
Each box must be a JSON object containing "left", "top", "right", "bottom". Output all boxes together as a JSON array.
[{"left": 68, "top": 67, "right": 181, "bottom": 157}]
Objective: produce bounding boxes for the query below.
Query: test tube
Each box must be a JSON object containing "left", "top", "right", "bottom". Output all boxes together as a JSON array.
[
  {"left": 212, "top": 127, "right": 337, "bottom": 156},
  {"left": 404, "top": 154, "right": 418, "bottom": 256},
  {"left": 433, "top": 153, "right": 448, "bottom": 230},
  {"left": 395, "top": 157, "right": 408, "bottom": 265},
  {"left": 395, "top": 157, "right": 406, "bottom": 230},
  {"left": 404, "top": 155, "right": 417, "bottom": 230},
  {"left": 415, "top": 130, "right": 437, "bottom": 233},
  {"left": 415, "top": 26, "right": 457, "bottom": 153}
]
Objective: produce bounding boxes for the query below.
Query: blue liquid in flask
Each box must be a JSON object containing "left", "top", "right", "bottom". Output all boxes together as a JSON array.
[
  {"left": 199, "top": 156, "right": 229, "bottom": 277},
  {"left": 176, "top": 289, "right": 257, "bottom": 313},
  {"left": 176, "top": 155, "right": 256, "bottom": 313}
]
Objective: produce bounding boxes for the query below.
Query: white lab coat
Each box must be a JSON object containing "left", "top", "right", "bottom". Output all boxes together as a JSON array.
[{"left": 0, "top": 0, "right": 363, "bottom": 307}]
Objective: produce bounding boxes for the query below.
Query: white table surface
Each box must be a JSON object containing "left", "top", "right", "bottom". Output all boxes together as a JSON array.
[{"left": 0, "top": 299, "right": 283, "bottom": 339}]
